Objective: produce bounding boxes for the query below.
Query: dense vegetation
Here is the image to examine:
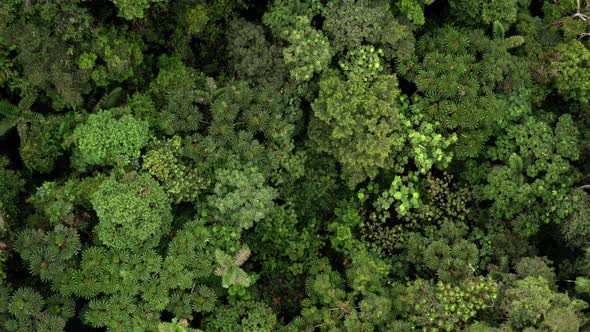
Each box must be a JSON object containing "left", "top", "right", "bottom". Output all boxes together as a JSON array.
[{"left": 2, "top": 0, "right": 590, "bottom": 330}]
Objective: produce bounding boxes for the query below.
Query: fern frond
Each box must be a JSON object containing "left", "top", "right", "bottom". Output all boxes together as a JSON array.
[
  {"left": 227, "top": 268, "right": 252, "bottom": 287},
  {"left": 0, "top": 100, "right": 18, "bottom": 117},
  {"left": 93, "top": 87, "right": 124, "bottom": 111},
  {"left": 21, "top": 111, "right": 44, "bottom": 124},
  {"left": 234, "top": 245, "right": 251, "bottom": 266},
  {"left": 17, "top": 90, "right": 37, "bottom": 111},
  {"left": 0, "top": 117, "right": 18, "bottom": 136}
]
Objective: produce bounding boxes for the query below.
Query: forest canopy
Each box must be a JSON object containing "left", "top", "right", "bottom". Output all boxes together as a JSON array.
[{"left": 2, "top": 0, "right": 590, "bottom": 331}]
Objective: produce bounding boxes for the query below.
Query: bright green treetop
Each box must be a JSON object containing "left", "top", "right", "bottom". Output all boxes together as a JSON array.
[
  {"left": 91, "top": 172, "right": 172, "bottom": 250},
  {"left": 74, "top": 109, "right": 149, "bottom": 169}
]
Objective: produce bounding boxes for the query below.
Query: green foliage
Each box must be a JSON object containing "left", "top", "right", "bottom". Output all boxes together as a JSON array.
[
  {"left": 398, "top": 0, "right": 433, "bottom": 25},
  {"left": 185, "top": 3, "right": 209, "bottom": 35},
  {"left": 8, "top": 287, "right": 44, "bottom": 321},
  {"left": 515, "top": 256, "right": 557, "bottom": 287},
  {"left": 290, "top": 252, "right": 394, "bottom": 331},
  {"left": 376, "top": 174, "right": 422, "bottom": 218},
  {"left": 403, "top": 221, "right": 481, "bottom": 282},
  {"left": 0, "top": 155, "right": 22, "bottom": 286},
  {"left": 80, "top": 26, "right": 145, "bottom": 86},
  {"left": 208, "top": 163, "right": 276, "bottom": 232},
  {"left": 15, "top": 225, "right": 82, "bottom": 282},
  {"left": 74, "top": 109, "right": 149, "bottom": 169},
  {"left": 247, "top": 203, "right": 324, "bottom": 308},
  {"left": 464, "top": 321, "right": 499, "bottom": 332},
  {"left": 0, "top": 287, "right": 74, "bottom": 332},
  {"left": 226, "top": 19, "right": 286, "bottom": 86},
  {"left": 203, "top": 301, "right": 278, "bottom": 332},
  {"left": 328, "top": 202, "right": 363, "bottom": 254},
  {"left": 19, "top": 114, "right": 74, "bottom": 173},
  {"left": 148, "top": 55, "right": 207, "bottom": 134},
  {"left": 562, "top": 189, "right": 590, "bottom": 249},
  {"left": 543, "top": 0, "right": 590, "bottom": 40},
  {"left": 309, "top": 70, "right": 404, "bottom": 186},
  {"left": 360, "top": 173, "right": 472, "bottom": 258},
  {"left": 407, "top": 113, "right": 457, "bottom": 173},
  {"left": 0, "top": 101, "right": 66, "bottom": 173},
  {"left": 142, "top": 136, "right": 207, "bottom": 203},
  {"left": 15, "top": 214, "right": 221, "bottom": 330},
  {"left": 321, "top": 0, "right": 414, "bottom": 57},
  {"left": 262, "top": 0, "right": 322, "bottom": 36},
  {"left": 401, "top": 25, "right": 529, "bottom": 158},
  {"left": 90, "top": 172, "right": 172, "bottom": 250},
  {"left": 263, "top": 0, "right": 330, "bottom": 81},
  {"left": 407, "top": 173, "right": 472, "bottom": 225},
  {"left": 480, "top": 114, "right": 580, "bottom": 236},
  {"left": 339, "top": 45, "right": 384, "bottom": 81},
  {"left": 401, "top": 277, "right": 497, "bottom": 331},
  {"left": 0, "top": 155, "right": 23, "bottom": 220},
  {"left": 3, "top": 0, "right": 590, "bottom": 330},
  {"left": 0, "top": 100, "right": 45, "bottom": 139},
  {"left": 3, "top": 6, "right": 93, "bottom": 109},
  {"left": 501, "top": 276, "right": 588, "bottom": 329},
  {"left": 158, "top": 318, "right": 200, "bottom": 332},
  {"left": 279, "top": 151, "right": 341, "bottom": 220},
  {"left": 27, "top": 177, "right": 99, "bottom": 228},
  {"left": 214, "top": 245, "right": 253, "bottom": 288},
  {"left": 147, "top": 56, "right": 303, "bottom": 186},
  {"left": 449, "top": 0, "right": 521, "bottom": 26},
  {"left": 0, "top": 100, "right": 19, "bottom": 136},
  {"left": 282, "top": 17, "right": 332, "bottom": 82},
  {"left": 111, "top": 0, "right": 169, "bottom": 20},
  {"left": 575, "top": 276, "right": 590, "bottom": 295},
  {"left": 0, "top": 38, "right": 17, "bottom": 88},
  {"left": 550, "top": 40, "right": 590, "bottom": 103}
]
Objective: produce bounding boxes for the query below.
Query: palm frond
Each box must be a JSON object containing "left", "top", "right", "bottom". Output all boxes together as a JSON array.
[
  {"left": 0, "top": 117, "right": 18, "bottom": 136},
  {"left": 93, "top": 87, "right": 124, "bottom": 111},
  {"left": 234, "top": 245, "right": 251, "bottom": 267},
  {"left": 21, "top": 111, "right": 44, "bottom": 124},
  {"left": 0, "top": 100, "right": 18, "bottom": 117}
]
